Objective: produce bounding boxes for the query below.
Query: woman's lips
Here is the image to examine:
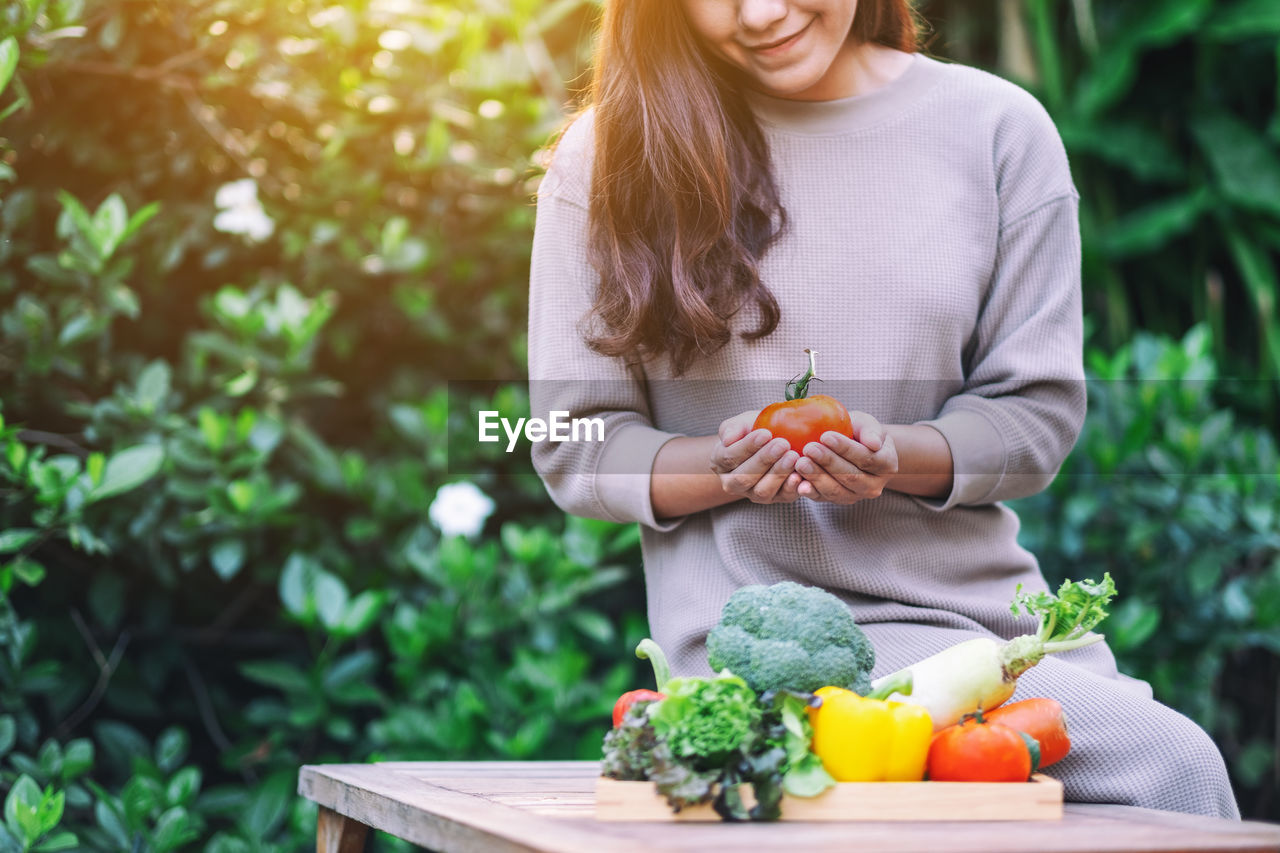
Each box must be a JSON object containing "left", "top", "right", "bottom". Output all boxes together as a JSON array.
[{"left": 748, "top": 19, "right": 812, "bottom": 56}]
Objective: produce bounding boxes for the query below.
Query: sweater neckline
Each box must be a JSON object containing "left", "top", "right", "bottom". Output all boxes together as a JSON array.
[{"left": 744, "top": 52, "right": 944, "bottom": 135}]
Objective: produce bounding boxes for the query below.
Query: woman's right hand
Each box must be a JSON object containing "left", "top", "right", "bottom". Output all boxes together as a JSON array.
[{"left": 709, "top": 410, "right": 803, "bottom": 504}]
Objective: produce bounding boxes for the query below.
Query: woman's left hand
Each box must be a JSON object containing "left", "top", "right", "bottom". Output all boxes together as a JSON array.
[{"left": 794, "top": 412, "right": 898, "bottom": 504}]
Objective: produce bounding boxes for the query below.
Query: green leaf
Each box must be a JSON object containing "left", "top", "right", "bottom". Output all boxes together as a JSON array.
[
  {"left": 1060, "top": 119, "right": 1183, "bottom": 183},
  {"left": 1191, "top": 110, "right": 1280, "bottom": 218},
  {"left": 1204, "top": 0, "right": 1280, "bottom": 40},
  {"left": 381, "top": 215, "right": 409, "bottom": 255},
  {"left": 56, "top": 313, "right": 96, "bottom": 347},
  {"left": 135, "top": 361, "right": 170, "bottom": 413},
  {"left": 121, "top": 201, "right": 160, "bottom": 245},
  {"left": 154, "top": 727, "right": 188, "bottom": 774},
  {"left": 1222, "top": 225, "right": 1280, "bottom": 376},
  {"left": 1075, "top": 48, "right": 1137, "bottom": 117},
  {"left": 314, "top": 569, "right": 350, "bottom": 630},
  {"left": 151, "top": 806, "right": 196, "bottom": 853},
  {"left": 210, "top": 540, "right": 245, "bottom": 580},
  {"left": 226, "top": 480, "right": 256, "bottom": 513},
  {"left": 323, "top": 649, "right": 379, "bottom": 690},
  {"left": 4, "top": 775, "right": 42, "bottom": 846},
  {"left": 36, "top": 740, "right": 63, "bottom": 779},
  {"left": 107, "top": 284, "right": 140, "bottom": 319},
  {"left": 0, "top": 529, "right": 37, "bottom": 555},
  {"left": 279, "top": 553, "right": 314, "bottom": 619},
  {"left": 239, "top": 660, "right": 312, "bottom": 695},
  {"left": 61, "top": 739, "right": 93, "bottom": 779},
  {"left": 165, "top": 767, "right": 201, "bottom": 808},
  {"left": 55, "top": 191, "right": 100, "bottom": 255},
  {"left": 1130, "top": 0, "right": 1213, "bottom": 45},
  {"left": 88, "top": 445, "right": 164, "bottom": 503},
  {"left": 0, "top": 38, "right": 18, "bottom": 98},
  {"left": 11, "top": 559, "right": 45, "bottom": 587},
  {"left": 0, "top": 717, "right": 15, "bottom": 757},
  {"left": 336, "top": 590, "right": 386, "bottom": 636},
  {"left": 0, "top": 95, "right": 25, "bottom": 124},
  {"left": 93, "top": 194, "right": 128, "bottom": 257},
  {"left": 224, "top": 369, "right": 257, "bottom": 397},
  {"left": 569, "top": 610, "right": 614, "bottom": 644},
  {"left": 86, "top": 452, "right": 105, "bottom": 487},
  {"left": 94, "top": 800, "right": 129, "bottom": 849},
  {"left": 1108, "top": 599, "right": 1160, "bottom": 652},
  {"left": 33, "top": 831, "right": 77, "bottom": 853},
  {"left": 236, "top": 772, "right": 293, "bottom": 839},
  {"left": 1099, "top": 191, "right": 1210, "bottom": 257},
  {"left": 35, "top": 789, "right": 63, "bottom": 838},
  {"left": 198, "top": 407, "right": 228, "bottom": 452},
  {"left": 93, "top": 721, "right": 149, "bottom": 775}
]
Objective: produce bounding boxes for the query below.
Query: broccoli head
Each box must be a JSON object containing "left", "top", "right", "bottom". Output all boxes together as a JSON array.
[{"left": 705, "top": 582, "right": 875, "bottom": 695}]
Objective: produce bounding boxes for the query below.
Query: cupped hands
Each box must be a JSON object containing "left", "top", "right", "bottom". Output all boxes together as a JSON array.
[{"left": 711, "top": 409, "right": 899, "bottom": 505}]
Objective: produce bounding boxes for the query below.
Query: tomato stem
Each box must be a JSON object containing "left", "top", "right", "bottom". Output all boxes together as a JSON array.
[{"left": 785, "top": 348, "right": 820, "bottom": 401}]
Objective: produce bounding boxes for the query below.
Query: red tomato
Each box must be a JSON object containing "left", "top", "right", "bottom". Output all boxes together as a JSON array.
[
  {"left": 752, "top": 349, "right": 853, "bottom": 454},
  {"left": 753, "top": 394, "right": 853, "bottom": 455},
  {"left": 986, "top": 698, "right": 1071, "bottom": 768},
  {"left": 927, "top": 712, "right": 1032, "bottom": 782}
]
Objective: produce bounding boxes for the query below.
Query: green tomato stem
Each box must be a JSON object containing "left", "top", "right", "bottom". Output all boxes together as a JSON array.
[{"left": 786, "top": 348, "right": 820, "bottom": 401}]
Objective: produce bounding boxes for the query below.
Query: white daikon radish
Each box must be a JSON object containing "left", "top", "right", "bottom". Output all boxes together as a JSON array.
[{"left": 872, "top": 574, "right": 1117, "bottom": 731}]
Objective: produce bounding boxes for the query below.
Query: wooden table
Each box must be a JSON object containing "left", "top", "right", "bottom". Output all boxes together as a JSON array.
[{"left": 298, "top": 761, "right": 1280, "bottom": 853}]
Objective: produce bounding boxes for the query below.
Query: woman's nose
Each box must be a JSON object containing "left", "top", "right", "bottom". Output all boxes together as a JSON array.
[{"left": 738, "top": 0, "right": 789, "bottom": 33}]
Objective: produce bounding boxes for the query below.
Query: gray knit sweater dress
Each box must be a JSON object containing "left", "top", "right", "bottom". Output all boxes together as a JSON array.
[{"left": 527, "top": 52, "right": 1239, "bottom": 818}]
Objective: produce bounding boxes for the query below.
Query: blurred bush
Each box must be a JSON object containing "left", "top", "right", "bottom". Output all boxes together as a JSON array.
[
  {"left": 1013, "top": 327, "right": 1280, "bottom": 818},
  {"left": 0, "top": 1, "right": 651, "bottom": 850},
  {"left": 0, "top": 0, "right": 1276, "bottom": 848},
  {"left": 925, "top": 0, "right": 1280, "bottom": 404}
]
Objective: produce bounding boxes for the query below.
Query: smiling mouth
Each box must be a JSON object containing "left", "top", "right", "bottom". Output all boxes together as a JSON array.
[{"left": 748, "top": 19, "right": 812, "bottom": 52}]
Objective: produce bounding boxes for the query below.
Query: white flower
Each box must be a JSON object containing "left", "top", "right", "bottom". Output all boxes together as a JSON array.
[
  {"left": 215, "top": 178, "right": 258, "bottom": 209},
  {"left": 213, "top": 178, "right": 275, "bottom": 242},
  {"left": 429, "top": 481, "right": 495, "bottom": 539}
]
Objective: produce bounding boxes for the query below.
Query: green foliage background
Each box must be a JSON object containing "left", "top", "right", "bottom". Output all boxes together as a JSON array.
[{"left": 0, "top": 0, "right": 1277, "bottom": 848}]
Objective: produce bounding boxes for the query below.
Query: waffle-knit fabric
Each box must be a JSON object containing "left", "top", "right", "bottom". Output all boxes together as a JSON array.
[{"left": 527, "top": 52, "right": 1238, "bottom": 818}]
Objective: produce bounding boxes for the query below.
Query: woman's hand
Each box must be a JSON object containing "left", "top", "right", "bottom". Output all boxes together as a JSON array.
[
  {"left": 710, "top": 410, "right": 804, "bottom": 504},
  {"left": 794, "top": 411, "right": 899, "bottom": 504}
]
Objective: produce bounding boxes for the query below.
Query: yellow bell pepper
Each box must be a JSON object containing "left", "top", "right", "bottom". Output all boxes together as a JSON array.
[{"left": 808, "top": 673, "right": 933, "bottom": 782}]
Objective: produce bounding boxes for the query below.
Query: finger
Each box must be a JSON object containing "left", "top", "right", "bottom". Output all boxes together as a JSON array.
[
  {"left": 847, "top": 411, "right": 886, "bottom": 452},
  {"left": 720, "top": 436, "right": 788, "bottom": 492},
  {"left": 796, "top": 474, "right": 821, "bottom": 501},
  {"left": 750, "top": 449, "right": 800, "bottom": 502},
  {"left": 778, "top": 468, "right": 798, "bottom": 502},
  {"left": 719, "top": 409, "right": 763, "bottom": 445},
  {"left": 711, "top": 428, "right": 771, "bottom": 474},
  {"left": 776, "top": 470, "right": 803, "bottom": 503},
  {"left": 813, "top": 433, "right": 878, "bottom": 472},
  {"left": 795, "top": 452, "right": 859, "bottom": 501},
  {"left": 845, "top": 433, "right": 899, "bottom": 477},
  {"left": 873, "top": 434, "right": 900, "bottom": 477}
]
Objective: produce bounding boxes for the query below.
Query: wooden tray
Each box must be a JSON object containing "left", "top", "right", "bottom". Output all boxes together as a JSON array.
[{"left": 595, "top": 774, "right": 1063, "bottom": 822}]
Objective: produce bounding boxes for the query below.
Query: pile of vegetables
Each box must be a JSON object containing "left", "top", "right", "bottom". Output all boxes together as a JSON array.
[
  {"left": 601, "top": 575, "right": 1117, "bottom": 821},
  {"left": 603, "top": 583, "right": 863, "bottom": 820}
]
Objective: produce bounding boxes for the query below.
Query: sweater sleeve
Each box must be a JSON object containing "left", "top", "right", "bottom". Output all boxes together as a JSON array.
[
  {"left": 915, "top": 94, "right": 1086, "bottom": 510},
  {"left": 526, "top": 122, "right": 687, "bottom": 531}
]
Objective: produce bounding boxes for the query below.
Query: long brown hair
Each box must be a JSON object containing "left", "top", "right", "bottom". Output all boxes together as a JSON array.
[{"left": 581, "top": 1, "right": 919, "bottom": 376}]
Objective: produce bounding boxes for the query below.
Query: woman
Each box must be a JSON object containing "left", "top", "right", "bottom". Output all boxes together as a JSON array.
[{"left": 527, "top": 0, "right": 1238, "bottom": 818}]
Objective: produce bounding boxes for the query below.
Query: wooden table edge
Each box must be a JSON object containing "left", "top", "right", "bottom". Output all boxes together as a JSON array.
[
  {"left": 299, "top": 763, "right": 649, "bottom": 853},
  {"left": 297, "top": 761, "right": 1280, "bottom": 853}
]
